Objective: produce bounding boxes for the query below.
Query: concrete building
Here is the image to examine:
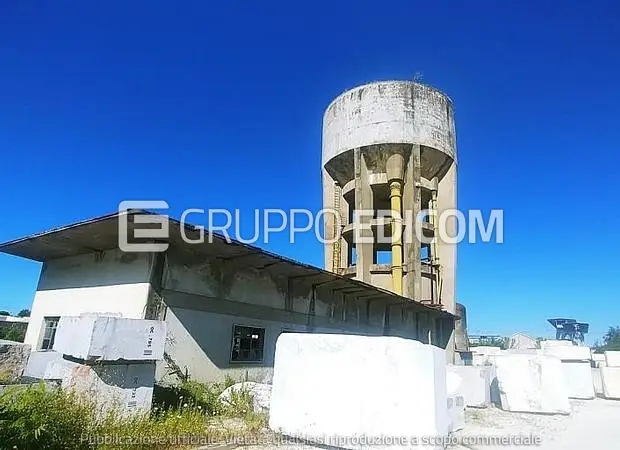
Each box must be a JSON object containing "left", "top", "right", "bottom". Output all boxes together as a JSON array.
[
  {"left": 322, "top": 81, "right": 458, "bottom": 356},
  {"left": 0, "top": 211, "right": 454, "bottom": 382}
]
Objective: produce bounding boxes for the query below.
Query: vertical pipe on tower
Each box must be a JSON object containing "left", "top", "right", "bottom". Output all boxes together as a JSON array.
[
  {"left": 387, "top": 153, "right": 405, "bottom": 296},
  {"left": 390, "top": 180, "right": 403, "bottom": 295},
  {"left": 430, "top": 178, "right": 441, "bottom": 304}
]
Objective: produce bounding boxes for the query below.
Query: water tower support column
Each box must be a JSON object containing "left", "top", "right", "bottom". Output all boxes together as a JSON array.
[
  {"left": 354, "top": 148, "right": 373, "bottom": 283},
  {"left": 404, "top": 145, "right": 422, "bottom": 301}
]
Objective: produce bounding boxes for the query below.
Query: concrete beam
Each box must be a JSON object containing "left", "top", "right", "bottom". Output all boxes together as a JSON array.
[{"left": 417, "top": 177, "right": 436, "bottom": 192}]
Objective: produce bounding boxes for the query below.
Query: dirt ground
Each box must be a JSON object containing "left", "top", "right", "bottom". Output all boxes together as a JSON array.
[{"left": 216, "top": 398, "right": 620, "bottom": 450}]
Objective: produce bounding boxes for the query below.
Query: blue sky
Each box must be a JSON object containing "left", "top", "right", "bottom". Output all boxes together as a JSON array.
[{"left": 0, "top": 1, "right": 618, "bottom": 343}]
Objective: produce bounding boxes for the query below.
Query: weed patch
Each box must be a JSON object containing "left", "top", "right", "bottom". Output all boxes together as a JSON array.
[{"left": 0, "top": 377, "right": 268, "bottom": 449}]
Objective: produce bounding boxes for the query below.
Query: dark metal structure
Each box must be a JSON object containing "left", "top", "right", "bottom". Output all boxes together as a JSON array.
[{"left": 548, "top": 318, "right": 589, "bottom": 344}]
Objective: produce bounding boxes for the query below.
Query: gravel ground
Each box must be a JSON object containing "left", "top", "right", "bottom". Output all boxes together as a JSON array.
[
  {"left": 454, "top": 397, "right": 620, "bottom": 450},
  {"left": 214, "top": 398, "right": 620, "bottom": 450}
]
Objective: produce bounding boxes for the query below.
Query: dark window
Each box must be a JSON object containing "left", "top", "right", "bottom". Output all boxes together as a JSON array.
[
  {"left": 41, "top": 317, "right": 60, "bottom": 350},
  {"left": 349, "top": 245, "right": 357, "bottom": 267},
  {"left": 230, "top": 325, "right": 265, "bottom": 362}
]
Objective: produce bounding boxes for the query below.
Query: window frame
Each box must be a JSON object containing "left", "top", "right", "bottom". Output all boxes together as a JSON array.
[
  {"left": 229, "top": 323, "right": 266, "bottom": 364},
  {"left": 40, "top": 316, "right": 60, "bottom": 350}
]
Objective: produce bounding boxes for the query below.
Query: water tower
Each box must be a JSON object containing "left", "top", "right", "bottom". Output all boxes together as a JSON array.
[{"left": 322, "top": 81, "right": 457, "bottom": 317}]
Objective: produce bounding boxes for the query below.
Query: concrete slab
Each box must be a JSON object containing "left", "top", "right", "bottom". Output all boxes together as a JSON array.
[
  {"left": 592, "top": 368, "right": 604, "bottom": 396},
  {"left": 604, "top": 351, "right": 620, "bottom": 368},
  {"left": 22, "top": 350, "right": 62, "bottom": 380},
  {"left": 447, "top": 365, "right": 491, "bottom": 408},
  {"left": 542, "top": 344, "right": 591, "bottom": 361},
  {"left": 53, "top": 316, "right": 165, "bottom": 361},
  {"left": 447, "top": 395, "right": 465, "bottom": 433},
  {"left": 46, "top": 358, "right": 155, "bottom": 417},
  {"left": 601, "top": 367, "right": 620, "bottom": 400},
  {"left": 269, "top": 333, "right": 449, "bottom": 449},
  {"left": 493, "top": 354, "right": 570, "bottom": 414},
  {"left": 561, "top": 361, "right": 595, "bottom": 399}
]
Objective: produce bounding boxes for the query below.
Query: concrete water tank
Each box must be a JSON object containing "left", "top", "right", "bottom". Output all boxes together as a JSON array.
[{"left": 322, "top": 81, "right": 457, "bottom": 316}]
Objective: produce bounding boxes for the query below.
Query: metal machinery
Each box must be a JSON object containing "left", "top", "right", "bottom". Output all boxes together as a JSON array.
[{"left": 548, "top": 318, "right": 590, "bottom": 344}]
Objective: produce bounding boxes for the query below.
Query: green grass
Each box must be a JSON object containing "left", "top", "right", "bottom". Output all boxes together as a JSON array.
[
  {"left": 152, "top": 375, "right": 237, "bottom": 415},
  {"left": 0, "top": 378, "right": 268, "bottom": 450}
]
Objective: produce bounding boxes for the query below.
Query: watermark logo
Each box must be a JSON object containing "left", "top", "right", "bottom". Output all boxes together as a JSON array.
[
  {"left": 118, "top": 201, "right": 503, "bottom": 252},
  {"left": 118, "top": 201, "right": 170, "bottom": 252}
]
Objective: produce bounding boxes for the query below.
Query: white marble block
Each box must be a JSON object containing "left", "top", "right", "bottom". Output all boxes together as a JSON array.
[
  {"left": 604, "top": 351, "right": 620, "bottom": 368},
  {"left": 540, "top": 340, "right": 573, "bottom": 348},
  {"left": 53, "top": 315, "right": 165, "bottom": 361},
  {"left": 447, "top": 365, "right": 491, "bottom": 408},
  {"left": 471, "top": 347, "right": 504, "bottom": 366},
  {"left": 446, "top": 371, "right": 461, "bottom": 397},
  {"left": 541, "top": 344, "right": 591, "bottom": 361},
  {"left": 504, "top": 348, "right": 539, "bottom": 355},
  {"left": 592, "top": 368, "right": 604, "bottom": 396},
  {"left": 471, "top": 346, "right": 504, "bottom": 354},
  {"left": 23, "top": 350, "right": 62, "bottom": 379},
  {"left": 561, "top": 361, "right": 595, "bottom": 399},
  {"left": 601, "top": 367, "right": 620, "bottom": 400},
  {"left": 472, "top": 353, "right": 489, "bottom": 366},
  {"left": 269, "top": 333, "right": 449, "bottom": 449},
  {"left": 494, "top": 354, "right": 570, "bottom": 414},
  {"left": 46, "top": 358, "right": 155, "bottom": 417},
  {"left": 592, "top": 353, "right": 606, "bottom": 367},
  {"left": 447, "top": 395, "right": 465, "bottom": 433}
]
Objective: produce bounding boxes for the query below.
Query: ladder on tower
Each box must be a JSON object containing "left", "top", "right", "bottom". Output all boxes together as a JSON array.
[{"left": 331, "top": 183, "right": 343, "bottom": 274}]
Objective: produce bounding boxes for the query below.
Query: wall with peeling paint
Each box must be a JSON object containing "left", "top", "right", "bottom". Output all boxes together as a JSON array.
[{"left": 158, "top": 249, "right": 446, "bottom": 382}]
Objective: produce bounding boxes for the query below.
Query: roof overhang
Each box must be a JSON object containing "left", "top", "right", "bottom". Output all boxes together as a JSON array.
[{"left": 0, "top": 210, "right": 454, "bottom": 319}]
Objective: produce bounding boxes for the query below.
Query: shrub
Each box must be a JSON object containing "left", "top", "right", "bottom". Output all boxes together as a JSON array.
[
  {"left": 153, "top": 375, "right": 236, "bottom": 416},
  {"left": 0, "top": 382, "right": 94, "bottom": 449},
  {"left": 0, "top": 376, "right": 266, "bottom": 449},
  {"left": 0, "top": 324, "right": 26, "bottom": 342}
]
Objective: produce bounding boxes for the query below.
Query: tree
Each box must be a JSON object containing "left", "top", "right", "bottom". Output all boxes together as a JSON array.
[
  {"left": 0, "top": 324, "right": 26, "bottom": 342},
  {"left": 601, "top": 326, "right": 620, "bottom": 351},
  {"left": 470, "top": 336, "right": 509, "bottom": 349},
  {"left": 17, "top": 309, "right": 30, "bottom": 317},
  {"left": 0, "top": 311, "right": 9, "bottom": 316}
]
